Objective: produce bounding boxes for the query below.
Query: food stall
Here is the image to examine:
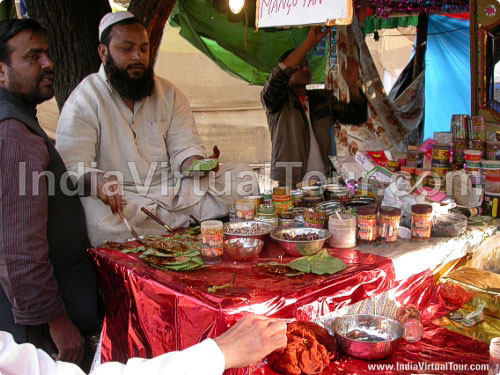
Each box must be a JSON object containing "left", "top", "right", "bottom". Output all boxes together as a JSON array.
[{"left": 87, "top": 1, "right": 500, "bottom": 374}]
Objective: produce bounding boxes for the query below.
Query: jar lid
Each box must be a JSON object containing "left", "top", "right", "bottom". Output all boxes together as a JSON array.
[
  {"left": 201, "top": 220, "right": 223, "bottom": 229},
  {"left": 356, "top": 204, "right": 377, "bottom": 216},
  {"left": 411, "top": 204, "right": 432, "bottom": 214},
  {"left": 379, "top": 206, "right": 401, "bottom": 216},
  {"left": 273, "top": 186, "right": 290, "bottom": 196},
  {"left": 432, "top": 143, "right": 450, "bottom": 149}
]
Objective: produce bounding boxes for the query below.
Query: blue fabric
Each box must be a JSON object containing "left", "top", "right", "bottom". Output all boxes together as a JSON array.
[{"left": 424, "top": 14, "right": 470, "bottom": 140}]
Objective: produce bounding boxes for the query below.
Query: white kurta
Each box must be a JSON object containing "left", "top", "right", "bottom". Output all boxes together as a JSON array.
[
  {"left": 56, "top": 66, "right": 258, "bottom": 246},
  {"left": 0, "top": 331, "right": 225, "bottom": 375}
]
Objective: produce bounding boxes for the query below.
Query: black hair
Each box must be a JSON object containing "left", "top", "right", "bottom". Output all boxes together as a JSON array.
[
  {"left": 0, "top": 19, "right": 45, "bottom": 64},
  {"left": 100, "top": 17, "right": 144, "bottom": 46},
  {"left": 279, "top": 48, "right": 295, "bottom": 63}
]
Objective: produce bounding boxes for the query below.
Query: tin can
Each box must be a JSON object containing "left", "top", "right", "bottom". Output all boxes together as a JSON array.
[
  {"left": 483, "top": 192, "right": 500, "bottom": 218},
  {"left": 471, "top": 139, "right": 486, "bottom": 158},
  {"left": 486, "top": 142, "right": 500, "bottom": 160},
  {"left": 411, "top": 204, "right": 433, "bottom": 241},
  {"left": 451, "top": 114, "right": 469, "bottom": 140},
  {"left": 432, "top": 143, "right": 451, "bottom": 163},
  {"left": 431, "top": 162, "right": 449, "bottom": 178},
  {"left": 453, "top": 139, "right": 468, "bottom": 163},
  {"left": 469, "top": 116, "right": 486, "bottom": 140},
  {"left": 406, "top": 150, "right": 424, "bottom": 168}
]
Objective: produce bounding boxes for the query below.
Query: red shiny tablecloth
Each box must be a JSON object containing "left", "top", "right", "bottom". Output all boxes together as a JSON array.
[{"left": 89, "top": 244, "right": 397, "bottom": 363}]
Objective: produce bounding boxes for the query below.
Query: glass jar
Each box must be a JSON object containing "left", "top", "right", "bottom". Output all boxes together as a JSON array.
[
  {"left": 228, "top": 204, "right": 237, "bottom": 222},
  {"left": 328, "top": 213, "right": 356, "bottom": 248},
  {"left": 272, "top": 186, "right": 292, "bottom": 216},
  {"left": 303, "top": 208, "right": 326, "bottom": 229},
  {"left": 411, "top": 204, "right": 433, "bottom": 241},
  {"left": 200, "top": 220, "right": 223, "bottom": 264},
  {"left": 255, "top": 204, "right": 278, "bottom": 227},
  {"left": 356, "top": 205, "right": 378, "bottom": 244},
  {"left": 378, "top": 206, "right": 401, "bottom": 243}
]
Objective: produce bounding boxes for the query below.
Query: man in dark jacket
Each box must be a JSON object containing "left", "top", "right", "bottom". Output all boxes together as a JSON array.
[
  {"left": 0, "top": 19, "right": 99, "bottom": 367},
  {"left": 261, "top": 26, "right": 368, "bottom": 187}
]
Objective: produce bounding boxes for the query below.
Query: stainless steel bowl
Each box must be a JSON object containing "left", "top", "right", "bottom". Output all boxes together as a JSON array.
[
  {"left": 270, "top": 227, "right": 330, "bottom": 257},
  {"left": 223, "top": 221, "right": 273, "bottom": 242},
  {"left": 332, "top": 314, "right": 403, "bottom": 360}
]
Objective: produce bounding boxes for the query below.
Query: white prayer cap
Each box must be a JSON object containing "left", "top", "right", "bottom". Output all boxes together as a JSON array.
[{"left": 99, "top": 11, "right": 136, "bottom": 41}]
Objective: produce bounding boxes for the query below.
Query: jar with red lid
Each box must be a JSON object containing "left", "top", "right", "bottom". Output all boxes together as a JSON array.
[
  {"left": 411, "top": 204, "right": 433, "bottom": 241},
  {"left": 356, "top": 205, "right": 378, "bottom": 243},
  {"left": 378, "top": 206, "right": 401, "bottom": 243}
]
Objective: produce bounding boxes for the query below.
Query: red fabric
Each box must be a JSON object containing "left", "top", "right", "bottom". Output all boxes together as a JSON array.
[
  {"left": 89, "top": 243, "right": 396, "bottom": 364},
  {"left": 250, "top": 321, "right": 489, "bottom": 375}
]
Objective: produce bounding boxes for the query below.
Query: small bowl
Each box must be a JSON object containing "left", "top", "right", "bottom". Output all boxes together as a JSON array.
[
  {"left": 270, "top": 227, "right": 330, "bottom": 257},
  {"left": 224, "top": 238, "right": 264, "bottom": 261},
  {"left": 223, "top": 221, "right": 273, "bottom": 242},
  {"left": 332, "top": 314, "right": 403, "bottom": 360}
]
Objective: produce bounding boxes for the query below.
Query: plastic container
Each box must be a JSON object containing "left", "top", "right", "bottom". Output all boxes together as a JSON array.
[
  {"left": 291, "top": 190, "right": 303, "bottom": 207},
  {"left": 378, "top": 206, "right": 401, "bottom": 243},
  {"left": 255, "top": 204, "right": 278, "bottom": 227},
  {"left": 465, "top": 161, "right": 482, "bottom": 177},
  {"left": 201, "top": 220, "right": 224, "bottom": 264},
  {"left": 302, "top": 195, "right": 323, "bottom": 208},
  {"left": 431, "top": 162, "right": 449, "bottom": 178},
  {"left": 486, "top": 175, "right": 500, "bottom": 195},
  {"left": 236, "top": 198, "right": 255, "bottom": 220},
  {"left": 328, "top": 214, "right": 356, "bottom": 248},
  {"left": 464, "top": 149, "right": 483, "bottom": 162},
  {"left": 489, "top": 337, "right": 500, "bottom": 375},
  {"left": 356, "top": 205, "right": 378, "bottom": 243},
  {"left": 272, "top": 187, "right": 293, "bottom": 216},
  {"left": 411, "top": 204, "right": 433, "bottom": 241},
  {"left": 304, "top": 208, "right": 326, "bottom": 229},
  {"left": 483, "top": 192, "right": 500, "bottom": 218},
  {"left": 482, "top": 160, "right": 500, "bottom": 176},
  {"left": 396, "top": 304, "right": 424, "bottom": 343}
]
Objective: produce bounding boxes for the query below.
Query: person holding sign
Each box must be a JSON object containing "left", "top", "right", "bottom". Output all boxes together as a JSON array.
[{"left": 261, "top": 26, "right": 367, "bottom": 187}]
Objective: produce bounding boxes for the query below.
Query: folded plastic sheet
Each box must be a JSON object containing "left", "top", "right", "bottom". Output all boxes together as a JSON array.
[
  {"left": 89, "top": 243, "right": 397, "bottom": 364},
  {"left": 249, "top": 322, "right": 489, "bottom": 375}
]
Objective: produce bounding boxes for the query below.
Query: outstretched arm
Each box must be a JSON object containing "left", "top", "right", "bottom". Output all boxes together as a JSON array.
[{"left": 282, "top": 26, "right": 331, "bottom": 68}]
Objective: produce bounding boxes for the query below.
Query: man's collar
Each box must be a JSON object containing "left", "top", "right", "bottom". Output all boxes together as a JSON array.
[
  {"left": 0, "top": 87, "right": 37, "bottom": 118},
  {"left": 98, "top": 64, "right": 114, "bottom": 94}
]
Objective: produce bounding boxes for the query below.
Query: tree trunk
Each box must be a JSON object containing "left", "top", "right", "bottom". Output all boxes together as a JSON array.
[
  {"left": 25, "top": 0, "right": 111, "bottom": 109},
  {"left": 128, "top": 0, "right": 177, "bottom": 65}
]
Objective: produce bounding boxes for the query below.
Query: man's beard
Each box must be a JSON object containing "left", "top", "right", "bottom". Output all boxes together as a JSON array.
[
  {"left": 7, "top": 68, "right": 54, "bottom": 106},
  {"left": 104, "top": 54, "right": 154, "bottom": 101}
]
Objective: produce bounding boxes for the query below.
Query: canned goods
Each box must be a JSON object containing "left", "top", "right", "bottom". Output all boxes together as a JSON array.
[
  {"left": 483, "top": 192, "right": 500, "bottom": 218},
  {"left": 411, "top": 204, "right": 433, "bottom": 241},
  {"left": 451, "top": 114, "right": 469, "bottom": 140},
  {"left": 431, "top": 162, "right": 449, "bottom": 178},
  {"left": 486, "top": 142, "right": 500, "bottom": 160},
  {"left": 471, "top": 140, "right": 486, "bottom": 156},
  {"left": 356, "top": 205, "right": 378, "bottom": 243},
  {"left": 378, "top": 206, "right": 401, "bottom": 243},
  {"left": 432, "top": 143, "right": 451, "bottom": 163},
  {"left": 469, "top": 116, "right": 486, "bottom": 140},
  {"left": 407, "top": 150, "right": 424, "bottom": 168}
]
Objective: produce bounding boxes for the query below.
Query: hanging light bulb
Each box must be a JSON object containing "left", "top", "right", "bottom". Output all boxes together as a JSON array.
[{"left": 229, "top": 0, "right": 244, "bottom": 14}]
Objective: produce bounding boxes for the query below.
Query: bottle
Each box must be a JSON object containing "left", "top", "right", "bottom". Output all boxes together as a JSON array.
[
  {"left": 396, "top": 304, "right": 424, "bottom": 343},
  {"left": 489, "top": 337, "right": 500, "bottom": 375}
]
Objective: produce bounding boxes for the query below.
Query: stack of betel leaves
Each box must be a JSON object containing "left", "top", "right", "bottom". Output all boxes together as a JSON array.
[
  {"left": 139, "top": 240, "right": 204, "bottom": 271},
  {"left": 258, "top": 250, "right": 346, "bottom": 276}
]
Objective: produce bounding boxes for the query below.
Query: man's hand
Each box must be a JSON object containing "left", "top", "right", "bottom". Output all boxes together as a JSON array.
[
  {"left": 306, "top": 25, "right": 331, "bottom": 46},
  {"left": 340, "top": 56, "right": 363, "bottom": 102},
  {"left": 95, "top": 173, "right": 123, "bottom": 215},
  {"left": 48, "top": 315, "right": 84, "bottom": 364},
  {"left": 214, "top": 314, "right": 287, "bottom": 369},
  {"left": 180, "top": 145, "right": 220, "bottom": 175}
]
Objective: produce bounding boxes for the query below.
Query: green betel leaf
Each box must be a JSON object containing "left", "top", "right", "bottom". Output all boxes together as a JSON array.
[
  {"left": 185, "top": 158, "right": 218, "bottom": 172},
  {"left": 287, "top": 250, "right": 346, "bottom": 275}
]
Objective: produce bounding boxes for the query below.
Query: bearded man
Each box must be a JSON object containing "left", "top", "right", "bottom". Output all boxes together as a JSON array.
[
  {"left": 56, "top": 12, "right": 258, "bottom": 246},
  {"left": 0, "top": 19, "right": 99, "bottom": 367}
]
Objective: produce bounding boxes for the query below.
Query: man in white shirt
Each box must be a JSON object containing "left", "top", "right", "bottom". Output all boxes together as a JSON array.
[
  {"left": 56, "top": 12, "right": 258, "bottom": 246},
  {"left": 0, "top": 314, "right": 287, "bottom": 375}
]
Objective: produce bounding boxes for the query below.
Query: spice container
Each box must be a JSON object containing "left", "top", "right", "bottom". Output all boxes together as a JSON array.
[
  {"left": 411, "top": 204, "right": 433, "bottom": 241},
  {"left": 406, "top": 150, "right": 424, "bottom": 168},
  {"left": 292, "top": 207, "right": 305, "bottom": 227},
  {"left": 489, "top": 337, "right": 500, "bottom": 375},
  {"left": 356, "top": 205, "right": 378, "bottom": 244},
  {"left": 246, "top": 195, "right": 263, "bottom": 213},
  {"left": 255, "top": 204, "right": 278, "bottom": 227},
  {"left": 302, "top": 195, "right": 323, "bottom": 208},
  {"left": 471, "top": 139, "right": 486, "bottom": 156},
  {"left": 431, "top": 143, "right": 451, "bottom": 163},
  {"left": 453, "top": 139, "right": 468, "bottom": 163},
  {"left": 201, "top": 220, "right": 224, "bottom": 264},
  {"left": 328, "top": 213, "right": 357, "bottom": 248},
  {"left": 414, "top": 168, "right": 431, "bottom": 187},
  {"left": 278, "top": 211, "right": 296, "bottom": 228},
  {"left": 469, "top": 115, "right": 486, "bottom": 140},
  {"left": 450, "top": 114, "right": 469, "bottom": 140},
  {"left": 378, "top": 206, "right": 401, "bottom": 243},
  {"left": 431, "top": 162, "right": 449, "bottom": 178},
  {"left": 272, "top": 187, "right": 293, "bottom": 216},
  {"left": 291, "top": 190, "right": 303, "bottom": 207},
  {"left": 229, "top": 204, "right": 237, "bottom": 222},
  {"left": 303, "top": 208, "right": 326, "bottom": 229},
  {"left": 325, "top": 185, "right": 350, "bottom": 203},
  {"left": 236, "top": 198, "right": 255, "bottom": 220},
  {"left": 486, "top": 142, "right": 500, "bottom": 160}
]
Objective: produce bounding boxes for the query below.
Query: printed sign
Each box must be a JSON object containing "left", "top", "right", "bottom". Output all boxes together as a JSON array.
[{"left": 256, "top": 0, "right": 353, "bottom": 28}]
